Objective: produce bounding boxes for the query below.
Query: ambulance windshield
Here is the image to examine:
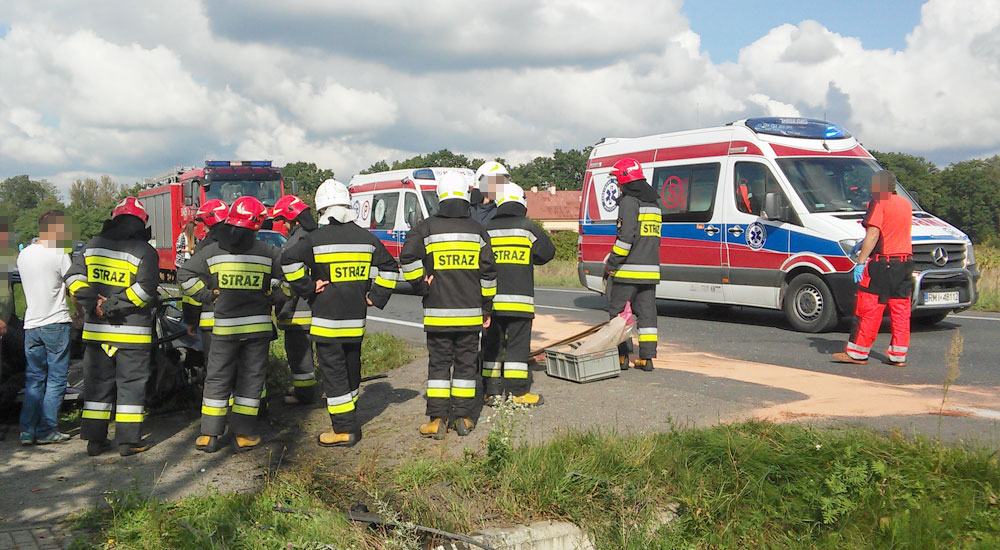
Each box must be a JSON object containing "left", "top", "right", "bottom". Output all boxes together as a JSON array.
[
  {"left": 203, "top": 179, "right": 283, "bottom": 207},
  {"left": 776, "top": 158, "right": 918, "bottom": 213},
  {"left": 421, "top": 190, "right": 439, "bottom": 215}
]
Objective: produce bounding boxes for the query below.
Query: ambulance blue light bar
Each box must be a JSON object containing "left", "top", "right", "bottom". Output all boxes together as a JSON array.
[
  {"left": 205, "top": 160, "right": 273, "bottom": 167},
  {"left": 745, "top": 118, "right": 850, "bottom": 140},
  {"left": 413, "top": 168, "right": 436, "bottom": 180}
]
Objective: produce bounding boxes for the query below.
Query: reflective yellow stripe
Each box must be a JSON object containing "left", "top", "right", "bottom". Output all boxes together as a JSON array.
[
  {"left": 612, "top": 246, "right": 630, "bottom": 256},
  {"left": 115, "top": 413, "right": 144, "bottom": 423},
  {"left": 375, "top": 276, "right": 397, "bottom": 289},
  {"left": 232, "top": 404, "right": 259, "bottom": 416},
  {"left": 615, "top": 271, "right": 660, "bottom": 281},
  {"left": 403, "top": 267, "right": 424, "bottom": 281},
  {"left": 85, "top": 256, "right": 138, "bottom": 274},
  {"left": 209, "top": 262, "right": 271, "bottom": 274},
  {"left": 316, "top": 252, "right": 373, "bottom": 264},
  {"left": 504, "top": 370, "right": 529, "bottom": 379},
  {"left": 201, "top": 405, "right": 228, "bottom": 417},
  {"left": 125, "top": 287, "right": 147, "bottom": 307},
  {"left": 494, "top": 302, "right": 534, "bottom": 313},
  {"left": 82, "top": 410, "right": 111, "bottom": 420},
  {"left": 213, "top": 323, "right": 272, "bottom": 336},
  {"left": 491, "top": 236, "right": 532, "bottom": 247},
  {"left": 310, "top": 326, "right": 366, "bottom": 338},
  {"left": 182, "top": 295, "right": 202, "bottom": 306},
  {"left": 638, "top": 213, "right": 661, "bottom": 222},
  {"left": 278, "top": 317, "right": 312, "bottom": 327},
  {"left": 452, "top": 387, "right": 476, "bottom": 398},
  {"left": 184, "top": 279, "right": 206, "bottom": 296},
  {"left": 293, "top": 379, "right": 317, "bottom": 387},
  {"left": 327, "top": 401, "right": 356, "bottom": 415},
  {"left": 427, "top": 388, "right": 451, "bottom": 398},
  {"left": 424, "top": 316, "right": 483, "bottom": 327},
  {"left": 199, "top": 319, "right": 215, "bottom": 328},
  {"left": 68, "top": 280, "right": 89, "bottom": 295},
  {"left": 482, "top": 286, "right": 497, "bottom": 297},
  {"left": 82, "top": 331, "right": 153, "bottom": 344},
  {"left": 483, "top": 369, "right": 501, "bottom": 378},
  {"left": 285, "top": 267, "right": 306, "bottom": 281},
  {"left": 426, "top": 241, "right": 479, "bottom": 253},
  {"left": 639, "top": 334, "right": 658, "bottom": 342}
]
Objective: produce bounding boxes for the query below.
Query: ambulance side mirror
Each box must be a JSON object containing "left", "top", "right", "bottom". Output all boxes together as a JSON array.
[
  {"left": 763, "top": 193, "right": 790, "bottom": 222},
  {"left": 405, "top": 210, "right": 419, "bottom": 231}
]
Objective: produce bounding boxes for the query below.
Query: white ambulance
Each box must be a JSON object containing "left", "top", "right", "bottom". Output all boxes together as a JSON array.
[
  {"left": 578, "top": 118, "right": 979, "bottom": 332},
  {"left": 348, "top": 167, "right": 475, "bottom": 258}
]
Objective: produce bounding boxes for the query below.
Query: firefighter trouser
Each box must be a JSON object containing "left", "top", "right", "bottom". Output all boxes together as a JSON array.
[
  {"left": 284, "top": 329, "right": 317, "bottom": 403},
  {"left": 316, "top": 340, "right": 362, "bottom": 433},
  {"left": 81, "top": 344, "right": 150, "bottom": 444},
  {"left": 200, "top": 329, "right": 213, "bottom": 363},
  {"left": 608, "top": 280, "right": 658, "bottom": 359},
  {"left": 846, "top": 258, "right": 912, "bottom": 363},
  {"left": 481, "top": 316, "right": 532, "bottom": 396},
  {"left": 200, "top": 337, "right": 269, "bottom": 437},
  {"left": 426, "top": 332, "right": 479, "bottom": 419}
]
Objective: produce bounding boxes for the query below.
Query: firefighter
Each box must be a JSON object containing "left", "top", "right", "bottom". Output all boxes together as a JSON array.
[
  {"left": 605, "top": 158, "right": 661, "bottom": 371},
  {"left": 65, "top": 198, "right": 159, "bottom": 457},
  {"left": 470, "top": 161, "right": 508, "bottom": 225},
  {"left": 482, "top": 182, "right": 555, "bottom": 405},
  {"left": 281, "top": 179, "right": 399, "bottom": 447},
  {"left": 181, "top": 199, "right": 228, "bottom": 360},
  {"left": 834, "top": 170, "right": 913, "bottom": 367},
  {"left": 270, "top": 195, "right": 319, "bottom": 405},
  {"left": 399, "top": 172, "right": 497, "bottom": 438},
  {"left": 178, "top": 196, "right": 283, "bottom": 453}
]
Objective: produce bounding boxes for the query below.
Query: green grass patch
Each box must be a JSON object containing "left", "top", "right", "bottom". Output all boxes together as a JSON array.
[
  {"left": 72, "top": 421, "right": 1000, "bottom": 549},
  {"left": 535, "top": 259, "right": 582, "bottom": 288},
  {"left": 973, "top": 246, "right": 999, "bottom": 312}
]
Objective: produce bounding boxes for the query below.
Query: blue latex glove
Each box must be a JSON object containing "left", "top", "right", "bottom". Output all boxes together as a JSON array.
[
  {"left": 853, "top": 263, "right": 865, "bottom": 284},
  {"left": 848, "top": 240, "right": 863, "bottom": 259}
]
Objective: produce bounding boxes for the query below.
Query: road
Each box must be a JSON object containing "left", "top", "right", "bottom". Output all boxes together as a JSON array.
[{"left": 370, "top": 285, "right": 1000, "bottom": 439}]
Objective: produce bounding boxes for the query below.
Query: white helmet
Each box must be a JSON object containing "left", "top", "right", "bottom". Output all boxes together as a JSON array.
[
  {"left": 314, "top": 178, "right": 351, "bottom": 211},
  {"left": 436, "top": 172, "right": 469, "bottom": 202},
  {"left": 475, "top": 161, "right": 509, "bottom": 189},
  {"left": 495, "top": 182, "right": 526, "bottom": 207}
]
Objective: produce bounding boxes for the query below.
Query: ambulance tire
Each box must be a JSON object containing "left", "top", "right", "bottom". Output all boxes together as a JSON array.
[{"left": 783, "top": 273, "right": 838, "bottom": 333}]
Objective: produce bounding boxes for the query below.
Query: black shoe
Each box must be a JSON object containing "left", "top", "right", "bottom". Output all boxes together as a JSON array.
[
  {"left": 120, "top": 441, "right": 150, "bottom": 457},
  {"left": 634, "top": 358, "right": 654, "bottom": 372},
  {"left": 195, "top": 435, "right": 224, "bottom": 453},
  {"left": 619, "top": 356, "right": 630, "bottom": 371},
  {"left": 452, "top": 417, "right": 475, "bottom": 437},
  {"left": 87, "top": 439, "right": 112, "bottom": 456}
]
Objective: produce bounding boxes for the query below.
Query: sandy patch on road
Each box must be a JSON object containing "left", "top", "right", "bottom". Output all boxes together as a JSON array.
[{"left": 530, "top": 314, "right": 1000, "bottom": 422}]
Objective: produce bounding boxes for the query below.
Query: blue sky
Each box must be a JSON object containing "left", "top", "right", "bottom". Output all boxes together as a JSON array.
[{"left": 684, "top": 0, "right": 925, "bottom": 62}]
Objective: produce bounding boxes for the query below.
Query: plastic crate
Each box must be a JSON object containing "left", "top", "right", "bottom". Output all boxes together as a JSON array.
[{"left": 544, "top": 346, "right": 619, "bottom": 383}]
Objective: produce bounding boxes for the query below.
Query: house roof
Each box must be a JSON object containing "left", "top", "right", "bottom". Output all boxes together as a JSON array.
[{"left": 525, "top": 188, "right": 581, "bottom": 221}]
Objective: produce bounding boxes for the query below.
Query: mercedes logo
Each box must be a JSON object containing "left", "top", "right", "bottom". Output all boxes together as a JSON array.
[{"left": 931, "top": 246, "right": 949, "bottom": 267}]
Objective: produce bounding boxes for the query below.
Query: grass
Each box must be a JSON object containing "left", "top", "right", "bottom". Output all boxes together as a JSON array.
[
  {"left": 535, "top": 259, "right": 582, "bottom": 288},
  {"left": 70, "top": 421, "right": 1000, "bottom": 549},
  {"left": 973, "top": 246, "right": 999, "bottom": 311}
]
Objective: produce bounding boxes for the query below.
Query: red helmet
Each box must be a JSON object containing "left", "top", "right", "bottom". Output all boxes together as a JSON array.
[
  {"left": 609, "top": 158, "right": 645, "bottom": 185},
  {"left": 271, "top": 194, "right": 309, "bottom": 222},
  {"left": 196, "top": 199, "right": 228, "bottom": 227},
  {"left": 226, "top": 196, "right": 267, "bottom": 230},
  {"left": 112, "top": 197, "right": 148, "bottom": 224}
]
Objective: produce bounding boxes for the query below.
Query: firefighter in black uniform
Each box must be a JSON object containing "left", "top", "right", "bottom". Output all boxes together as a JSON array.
[
  {"left": 606, "top": 158, "right": 661, "bottom": 371},
  {"left": 178, "top": 196, "right": 282, "bottom": 453},
  {"left": 181, "top": 199, "right": 228, "bottom": 361},
  {"left": 65, "top": 197, "right": 159, "bottom": 457},
  {"left": 281, "top": 179, "right": 399, "bottom": 447},
  {"left": 482, "top": 183, "right": 555, "bottom": 405},
  {"left": 399, "top": 172, "right": 498, "bottom": 439},
  {"left": 270, "top": 195, "right": 319, "bottom": 405}
]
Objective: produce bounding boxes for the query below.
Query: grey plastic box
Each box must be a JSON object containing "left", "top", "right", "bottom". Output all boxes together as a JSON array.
[{"left": 544, "top": 346, "right": 619, "bottom": 383}]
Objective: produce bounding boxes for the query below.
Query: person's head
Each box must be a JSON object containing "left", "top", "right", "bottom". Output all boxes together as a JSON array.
[
  {"left": 609, "top": 158, "right": 645, "bottom": 186},
  {"left": 226, "top": 196, "right": 267, "bottom": 231},
  {"left": 495, "top": 182, "right": 526, "bottom": 208},
  {"left": 475, "top": 162, "right": 510, "bottom": 202},
  {"left": 270, "top": 194, "right": 310, "bottom": 232},
  {"left": 871, "top": 170, "right": 897, "bottom": 200},
  {"left": 38, "top": 209, "right": 68, "bottom": 245},
  {"left": 196, "top": 199, "right": 229, "bottom": 230},
  {"left": 314, "top": 179, "right": 355, "bottom": 225},
  {"left": 437, "top": 172, "right": 470, "bottom": 203},
  {"left": 111, "top": 197, "right": 149, "bottom": 225}
]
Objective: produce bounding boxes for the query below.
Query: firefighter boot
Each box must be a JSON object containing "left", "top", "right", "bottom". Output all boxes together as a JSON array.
[
  {"left": 87, "top": 439, "right": 112, "bottom": 457},
  {"left": 634, "top": 358, "right": 654, "bottom": 372},
  {"left": 619, "top": 355, "right": 629, "bottom": 371},
  {"left": 120, "top": 440, "right": 150, "bottom": 457},
  {"left": 318, "top": 430, "right": 362, "bottom": 448},
  {"left": 453, "top": 417, "right": 476, "bottom": 437},
  {"left": 510, "top": 392, "right": 544, "bottom": 407},
  {"left": 484, "top": 393, "right": 504, "bottom": 408},
  {"left": 234, "top": 434, "right": 262, "bottom": 452},
  {"left": 419, "top": 417, "right": 447, "bottom": 440},
  {"left": 195, "top": 435, "right": 224, "bottom": 454}
]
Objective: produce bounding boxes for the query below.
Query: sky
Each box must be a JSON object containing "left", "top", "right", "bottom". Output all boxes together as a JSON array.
[{"left": 0, "top": 0, "right": 998, "bottom": 196}]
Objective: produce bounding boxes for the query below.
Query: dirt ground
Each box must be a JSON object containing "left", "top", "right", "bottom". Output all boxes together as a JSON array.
[{"left": 2, "top": 312, "right": 998, "bottom": 531}]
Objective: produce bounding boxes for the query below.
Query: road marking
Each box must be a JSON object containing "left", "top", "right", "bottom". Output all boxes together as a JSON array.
[
  {"left": 535, "top": 287, "right": 594, "bottom": 294},
  {"left": 953, "top": 315, "right": 1000, "bottom": 322},
  {"left": 947, "top": 407, "right": 1000, "bottom": 420},
  {"left": 368, "top": 315, "right": 424, "bottom": 329},
  {"left": 536, "top": 304, "right": 589, "bottom": 313}
]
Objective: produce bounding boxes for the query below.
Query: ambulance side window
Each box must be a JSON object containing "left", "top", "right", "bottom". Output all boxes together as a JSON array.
[
  {"left": 402, "top": 192, "right": 422, "bottom": 230},
  {"left": 371, "top": 192, "right": 399, "bottom": 231},
  {"left": 734, "top": 162, "right": 782, "bottom": 217},
  {"left": 650, "top": 163, "right": 721, "bottom": 222}
]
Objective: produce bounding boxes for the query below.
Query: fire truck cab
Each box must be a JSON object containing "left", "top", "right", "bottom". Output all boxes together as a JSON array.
[{"left": 140, "top": 160, "right": 288, "bottom": 279}]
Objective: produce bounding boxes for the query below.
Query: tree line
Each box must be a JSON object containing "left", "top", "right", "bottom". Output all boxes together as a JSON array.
[{"left": 3, "top": 149, "right": 998, "bottom": 247}]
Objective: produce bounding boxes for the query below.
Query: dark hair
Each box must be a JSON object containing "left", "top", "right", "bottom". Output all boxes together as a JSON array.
[{"left": 38, "top": 209, "right": 65, "bottom": 232}]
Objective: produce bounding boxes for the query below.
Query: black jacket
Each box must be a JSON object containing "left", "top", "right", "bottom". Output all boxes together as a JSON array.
[
  {"left": 182, "top": 223, "right": 224, "bottom": 330},
  {"left": 485, "top": 203, "right": 555, "bottom": 318},
  {"left": 399, "top": 198, "right": 498, "bottom": 332},
  {"left": 607, "top": 179, "right": 661, "bottom": 285},
  {"left": 469, "top": 195, "right": 497, "bottom": 225},
  {"left": 274, "top": 225, "right": 315, "bottom": 331},
  {"left": 65, "top": 215, "right": 159, "bottom": 349}
]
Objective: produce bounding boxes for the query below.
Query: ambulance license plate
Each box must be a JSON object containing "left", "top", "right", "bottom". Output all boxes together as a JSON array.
[{"left": 925, "top": 291, "right": 959, "bottom": 305}]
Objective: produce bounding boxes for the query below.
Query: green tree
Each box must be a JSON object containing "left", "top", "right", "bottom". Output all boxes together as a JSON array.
[
  {"left": 509, "top": 147, "right": 592, "bottom": 190},
  {"left": 69, "top": 175, "right": 126, "bottom": 209},
  {"left": 934, "top": 156, "right": 1000, "bottom": 243},
  {"left": 869, "top": 150, "right": 941, "bottom": 209},
  {"left": 0, "top": 175, "right": 59, "bottom": 211},
  {"left": 359, "top": 149, "right": 486, "bottom": 174},
  {"left": 280, "top": 162, "right": 335, "bottom": 208}
]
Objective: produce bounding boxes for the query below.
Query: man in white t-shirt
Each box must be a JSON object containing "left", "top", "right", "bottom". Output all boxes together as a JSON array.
[{"left": 17, "top": 210, "right": 74, "bottom": 445}]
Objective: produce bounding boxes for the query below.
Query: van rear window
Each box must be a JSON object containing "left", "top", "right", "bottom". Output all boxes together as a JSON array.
[{"left": 650, "top": 163, "right": 721, "bottom": 222}]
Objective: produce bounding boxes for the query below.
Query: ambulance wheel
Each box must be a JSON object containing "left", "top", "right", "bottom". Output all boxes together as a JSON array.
[{"left": 783, "top": 273, "right": 837, "bottom": 333}]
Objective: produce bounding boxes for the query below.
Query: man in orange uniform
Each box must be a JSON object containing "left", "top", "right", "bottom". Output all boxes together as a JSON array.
[{"left": 834, "top": 170, "right": 913, "bottom": 367}]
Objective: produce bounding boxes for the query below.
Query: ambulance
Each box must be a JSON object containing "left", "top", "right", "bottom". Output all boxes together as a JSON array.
[
  {"left": 578, "top": 118, "right": 979, "bottom": 332},
  {"left": 348, "top": 167, "right": 475, "bottom": 258}
]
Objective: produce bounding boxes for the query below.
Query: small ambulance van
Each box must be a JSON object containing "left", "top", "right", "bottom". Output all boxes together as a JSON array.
[
  {"left": 578, "top": 118, "right": 979, "bottom": 332},
  {"left": 348, "top": 167, "right": 475, "bottom": 258}
]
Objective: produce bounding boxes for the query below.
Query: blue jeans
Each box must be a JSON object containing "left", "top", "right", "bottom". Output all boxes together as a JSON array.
[{"left": 19, "top": 323, "right": 71, "bottom": 436}]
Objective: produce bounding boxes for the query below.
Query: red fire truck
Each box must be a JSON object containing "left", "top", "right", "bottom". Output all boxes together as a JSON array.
[{"left": 140, "top": 160, "right": 291, "bottom": 280}]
